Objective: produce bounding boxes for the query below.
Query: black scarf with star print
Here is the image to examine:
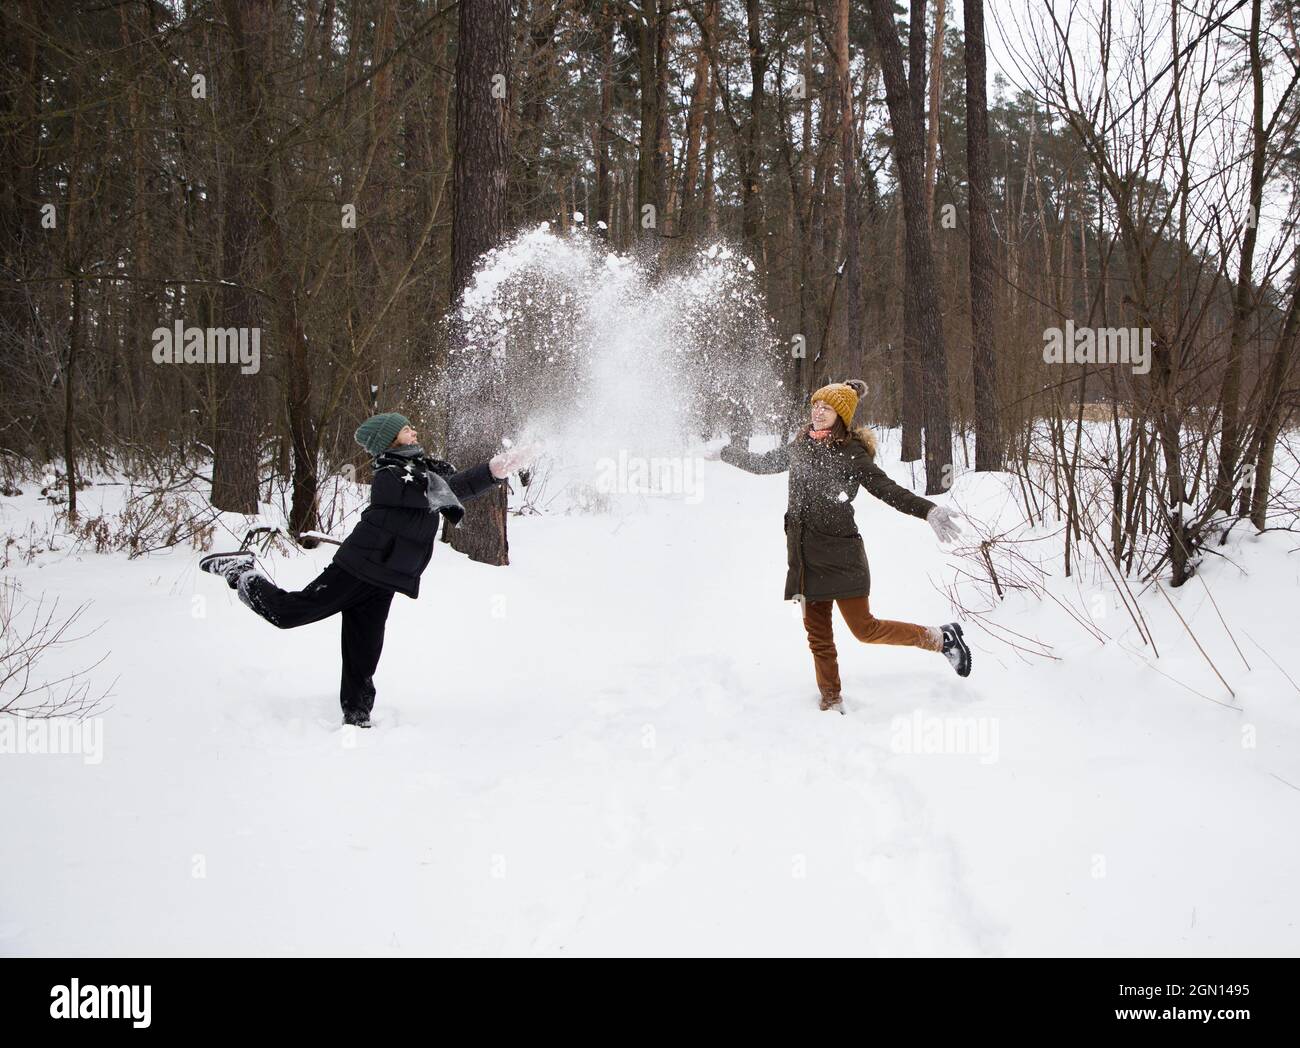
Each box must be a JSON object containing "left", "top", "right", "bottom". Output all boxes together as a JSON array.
[{"left": 375, "top": 444, "right": 466, "bottom": 523}]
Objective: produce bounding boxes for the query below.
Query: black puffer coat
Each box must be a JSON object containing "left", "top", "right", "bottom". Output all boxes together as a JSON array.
[
  {"left": 333, "top": 449, "right": 501, "bottom": 598},
  {"left": 720, "top": 428, "right": 935, "bottom": 601}
]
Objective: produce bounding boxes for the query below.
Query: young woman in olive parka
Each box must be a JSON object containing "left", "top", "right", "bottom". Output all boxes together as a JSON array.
[{"left": 713, "top": 380, "right": 973, "bottom": 711}]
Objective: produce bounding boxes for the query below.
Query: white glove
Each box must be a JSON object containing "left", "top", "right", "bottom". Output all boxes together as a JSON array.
[
  {"left": 927, "top": 504, "right": 964, "bottom": 544},
  {"left": 489, "top": 443, "right": 541, "bottom": 479}
]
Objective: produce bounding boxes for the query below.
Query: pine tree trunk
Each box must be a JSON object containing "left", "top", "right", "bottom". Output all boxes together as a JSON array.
[
  {"left": 868, "top": 0, "right": 953, "bottom": 493},
  {"left": 679, "top": 0, "right": 715, "bottom": 241},
  {"left": 595, "top": 2, "right": 615, "bottom": 237},
  {"left": 0, "top": 1, "right": 39, "bottom": 446},
  {"left": 1212, "top": 0, "right": 1266, "bottom": 513},
  {"left": 1247, "top": 262, "right": 1300, "bottom": 529},
  {"left": 635, "top": 0, "right": 660, "bottom": 242},
  {"left": 447, "top": 0, "right": 511, "bottom": 566},
  {"left": 741, "top": 0, "right": 766, "bottom": 263},
  {"left": 211, "top": 0, "right": 267, "bottom": 515},
  {"left": 835, "top": 0, "right": 863, "bottom": 379},
  {"left": 899, "top": 0, "right": 929, "bottom": 464},
  {"left": 964, "top": 0, "right": 1001, "bottom": 470}
]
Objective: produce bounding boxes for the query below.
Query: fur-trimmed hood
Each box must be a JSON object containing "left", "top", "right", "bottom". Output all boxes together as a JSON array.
[{"left": 847, "top": 425, "right": 878, "bottom": 459}]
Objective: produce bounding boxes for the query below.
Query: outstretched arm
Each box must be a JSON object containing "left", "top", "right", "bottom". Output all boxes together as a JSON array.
[
  {"left": 428, "top": 443, "right": 539, "bottom": 504},
  {"left": 718, "top": 441, "right": 793, "bottom": 475},
  {"left": 854, "top": 455, "right": 965, "bottom": 541},
  {"left": 855, "top": 458, "right": 935, "bottom": 520},
  {"left": 371, "top": 458, "right": 501, "bottom": 509},
  {"left": 446, "top": 462, "right": 502, "bottom": 503}
]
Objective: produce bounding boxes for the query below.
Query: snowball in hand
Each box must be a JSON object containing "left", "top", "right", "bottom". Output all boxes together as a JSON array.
[{"left": 490, "top": 443, "right": 543, "bottom": 479}]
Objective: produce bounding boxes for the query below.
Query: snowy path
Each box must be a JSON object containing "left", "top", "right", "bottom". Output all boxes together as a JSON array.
[{"left": 2, "top": 448, "right": 1298, "bottom": 955}]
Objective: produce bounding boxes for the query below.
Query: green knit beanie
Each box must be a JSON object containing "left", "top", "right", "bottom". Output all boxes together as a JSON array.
[{"left": 354, "top": 412, "right": 410, "bottom": 457}]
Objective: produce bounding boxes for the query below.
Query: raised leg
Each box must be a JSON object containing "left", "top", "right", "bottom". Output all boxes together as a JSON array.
[
  {"left": 835, "top": 596, "right": 941, "bottom": 651},
  {"left": 236, "top": 563, "right": 365, "bottom": 629}
]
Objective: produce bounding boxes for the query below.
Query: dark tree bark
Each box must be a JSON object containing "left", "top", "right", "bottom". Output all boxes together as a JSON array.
[
  {"left": 211, "top": 0, "right": 266, "bottom": 514},
  {"left": 655, "top": 0, "right": 672, "bottom": 241},
  {"left": 117, "top": 4, "right": 150, "bottom": 444},
  {"left": 964, "top": 0, "right": 1001, "bottom": 470},
  {"left": 64, "top": 274, "right": 81, "bottom": 521},
  {"left": 835, "top": 0, "right": 863, "bottom": 379},
  {"left": 518, "top": 0, "right": 561, "bottom": 224},
  {"left": 809, "top": 53, "right": 834, "bottom": 374},
  {"left": 220, "top": 0, "right": 322, "bottom": 536},
  {"left": 0, "top": 0, "right": 40, "bottom": 447},
  {"left": 448, "top": 0, "right": 511, "bottom": 566},
  {"left": 679, "top": 0, "right": 715, "bottom": 242},
  {"left": 742, "top": 0, "right": 766, "bottom": 259},
  {"left": 634, "top": 0, "right": 663, "bottom": 243},
  {"left": 1246, "top": 261, "right": 1300, "bottom": 529},
  {"left": 594, "top": 0, "right": 615, "bottom": 238},
  {"left": 898, "top": 0, "right": 927, "bottom": 462},
  {"left": 61, "top": 101, "right": 85, "bottom": 521},
  {"left": 1212, "top": 0, "right": 1266, "bottom": 513},
  {"left": 867, "top": 0, "right": 953, "bottom": 494}
]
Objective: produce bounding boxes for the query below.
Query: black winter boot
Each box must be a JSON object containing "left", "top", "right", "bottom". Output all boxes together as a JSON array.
[
  {"left": 345, "top": 678, "right": 377, "bottom": 728},
  {"left": 940, "top": 623, "right": 972, "bottom": 677},
  {"left": 199, "top": 551, "right": 257, "bottom": 590}
]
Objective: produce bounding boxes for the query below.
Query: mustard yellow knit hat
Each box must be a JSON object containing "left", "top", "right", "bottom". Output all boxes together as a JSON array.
[{"left": 811, "top": 380, "right": 866, "bottom": 429}]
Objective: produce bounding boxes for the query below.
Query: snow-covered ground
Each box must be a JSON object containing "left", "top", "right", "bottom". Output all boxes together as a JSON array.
[{"left": 2, "top": 433, "right": 1298, "bottom": 956}]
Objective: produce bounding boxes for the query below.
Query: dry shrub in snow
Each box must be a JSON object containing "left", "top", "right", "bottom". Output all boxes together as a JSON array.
[
  {"left": 0, "top": 579, "right": 110, "bottom": 719},
  {"left": 64, "top": 487, "right": 219, "bottom": 559}
]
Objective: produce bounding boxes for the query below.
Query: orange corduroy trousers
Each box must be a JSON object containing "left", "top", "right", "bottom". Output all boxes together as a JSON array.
[{"left": 801, "top": 597, "right": 940, "bottom": 696}]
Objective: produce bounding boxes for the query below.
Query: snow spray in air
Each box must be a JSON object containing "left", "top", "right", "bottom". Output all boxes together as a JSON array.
[{"left": 423, "top": 223, "right": 783, "bottom": 511}]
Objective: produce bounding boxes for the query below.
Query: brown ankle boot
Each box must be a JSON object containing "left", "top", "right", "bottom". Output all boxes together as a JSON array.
[{"left": 819, "top": 690, "right": 842, "bottom": 711}]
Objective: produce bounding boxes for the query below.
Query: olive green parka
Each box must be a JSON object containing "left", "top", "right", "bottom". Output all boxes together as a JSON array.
[{"left": 720, "top": 428, "right": 935, "bottom": 601}]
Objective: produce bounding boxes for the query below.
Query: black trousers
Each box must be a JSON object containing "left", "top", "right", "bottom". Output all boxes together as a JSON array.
[{"left": 239, "top": 563, "right": 395, "bottom": 716}]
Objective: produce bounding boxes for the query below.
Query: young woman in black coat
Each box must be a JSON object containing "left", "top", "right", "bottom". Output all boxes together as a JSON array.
[{"left": 200, "top": 412, "right": 537, "bottom": 727}]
